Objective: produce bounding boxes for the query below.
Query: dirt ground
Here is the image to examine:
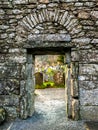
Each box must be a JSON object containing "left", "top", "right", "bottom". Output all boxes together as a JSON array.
[{"left": 0, "top": 88, "right": 98, "bottom": 130}]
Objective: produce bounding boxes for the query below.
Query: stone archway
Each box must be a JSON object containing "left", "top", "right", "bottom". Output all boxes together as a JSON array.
[
  {"left": 19, "top": 9, "right": 80, "bottom": 34},
  {"left": 16, "top": 8, "right": 81, "bottom": 120},
  {"left": 16, "top": 8, "right": 83, "bottom": 46}
]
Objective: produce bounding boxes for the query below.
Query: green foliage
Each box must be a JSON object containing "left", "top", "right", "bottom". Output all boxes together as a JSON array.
[
  {"left": 55, "top": 84, "right": 65, "bottom": 88},
  {"left": 35, "top": 84, "right": 46, "bottom": 89},
  {"left": 57, "top": 55, "right": 64, "bottom": 63},
  {"left": 43, "top": 81, "right": 54, "bottom": 87},
  {"left": 35, "top": 81, "right": 65, "bottom": 89},
  {"left": 46, "top": 68, "right": 54, "bottom": 76}
]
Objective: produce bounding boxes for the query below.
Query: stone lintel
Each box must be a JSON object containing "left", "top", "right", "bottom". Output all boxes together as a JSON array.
[
  {"left": 24, "top": 34, "right": 71, "bottom": 48},
  {"left": 28, "top": 34, "right": 71, "bottom": 42}
]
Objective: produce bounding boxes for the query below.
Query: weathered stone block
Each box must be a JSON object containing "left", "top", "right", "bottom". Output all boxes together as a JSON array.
[
  {"left": 7, "top": 79, "right": 20, "bottom": 94},
  {"left": 71, "top": 62, "right": 79, "bottom": 79},
  {"left": 0, "top": 79, "right": 20, "bottom": 95},
  {"left": 12, "top": 9, "right": 22, "bottom": 15},
  {"left": 37, "top": 4, "right": 47, "bottom": 9},
  {"left": 79, "top": 64, "right": 98, "bottom": 75},
  {"left": 65, "top": 52, "right": 71, "bottom": 65},
  {"left": 60, "top": 11, "right": 68, "bottom": 25},
  {"left": 71, "top": 51, "right": 79, "bottom": 62},
  {"left": 91, "top": 11, "right": 98, "bottom": 19},
  {"left": 39, "top": 0, "right": 49, "bottom": 3},
  {"left": 67, "top": 19, "right": 78, "bottom": 31},
  {"left": 91, "top": 39, "right": 98, "bottom": 44},
  {"left": 27, "top": 93, "right": 35, "bottom": 117},
  {"left": 79, "top": 81, "right": 98, "bottom": 90},
  {"left": 64, "top": 15, "right": 74, "bottom": 27},
  {"left": 80, "top": 88, "right": 98, "bottom": 106},
  {"left": 72, "top": 38, "right": 91, "bottom": 44},
  {"left": 26, "top": 78, "right": 35, "bottom": 92},
  {"left": 20, "top": 96, "right": 28, "bottom": 119},
  {"left": 66, "top": 68, "right": 72, "bottom": 118},
  {"left": 21, "top": 64, "right": 26, "bottom": 79},
  {"left": 0, "top": 9, "right": 5, "bottom": 15},
  {"left": 75, "top": 2, "right": 83, "bottom": 7},
  {"left": 20, "top": 80, "right": 26, "bottom": 96},
  {"left": 72, "top": 99, "right": 79, "bottom": 120},
  {"left": 3, "top": 106, "right": 18, "bottom": 120},
  {"left": 27, "top": 54, "right": 33, "bottom": 64},
  {"left": 80, "top": 20, "right": 94, "bottom": 26},
  {"left": 1, "top": 33, "right": 8, "bottom": 39},
  {"left": 0, "top": 95, "right": 19, "bottom": 106},
  {"left": 79, "top": 75, "right": 98, "bottom": 81},
  {"left": 0, "top": 64, "right": 20, "bottom": 78},
  {"left": 67, "top": 94, "right": 72, "bottom": 119},
  {"left": 0, "top": 108, "right": 5, "bottom": 124},
  {"left": 26, "top": 64, "right": 33, "bottom": 79},
  {"left": 84, "top": 2, "right": 95, "bottom": 7},
  {"left": 86, "top": 31, "right": 98, "bottom": 37},
  {"left": 13, "top": 0, "right": 28, "bottom": 5},
  {"left": 0, "top": 80, "right": 6, "bottom": 95},
  {"left": 80, "top": 106, "right": 98, "bottom": 121},
  {"left": 29, "top": 0, "right": 37, "bottom": 3},
  {"left": 78, "top": 11, "right": 90, "bottom": 19},
  {"left": 83, "top": 26, "right": 95, "bottom": 30},
  {"left": 79, "top": 50, "right": 98, "bottom": 63},
  {"left": 0, "top": 25, "right": 9, "bottom": 30},
  {"left": 27, "top": 34, "right": 71, "bottom": 42},
  {"left": 71, "top": 79, "right": 78, "bottom": 97}
]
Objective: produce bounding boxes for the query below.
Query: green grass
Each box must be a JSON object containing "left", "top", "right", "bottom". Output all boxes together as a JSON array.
[{"left": 35, "top": 81, "right": 65, "bottom": 89}]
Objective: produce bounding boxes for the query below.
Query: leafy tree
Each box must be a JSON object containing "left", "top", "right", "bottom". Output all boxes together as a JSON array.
[{"left": 57, "top": 55, "right": 64, "bottom": 64}]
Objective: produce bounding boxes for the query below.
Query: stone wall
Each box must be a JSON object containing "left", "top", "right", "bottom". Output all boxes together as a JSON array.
[{"left": 0, "top": 0, "right": 98, "bottom": 121}]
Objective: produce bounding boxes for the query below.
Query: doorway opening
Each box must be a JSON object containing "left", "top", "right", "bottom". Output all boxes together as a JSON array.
[
  {"left": 34, "top": 54, "right": 66, "bottom": 122},
  {"left": 26, "top": 47, "right": 71, "bottom": 121}
]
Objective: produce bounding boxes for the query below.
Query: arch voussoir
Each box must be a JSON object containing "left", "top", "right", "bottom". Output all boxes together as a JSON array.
[
  {"left": 22, "top": 19, "right": 32, "bottom": 30},
  {"left": 26, "top": 16, "right": 35, "bottom": 28},
  {"left": 70, "top": 25, "right": 82, "bottom": 37},
  {"left": 30, "top": 14, "right": 38, "bottom": 26},
  {"left": 60, "top": 11, "right": 68, "bottom": 25},
  {"left": 18, "top": 8, "right": 81, "bottom": 38},
  {"left": 67, "top": 19, "right": 79, "bottom": 32}
]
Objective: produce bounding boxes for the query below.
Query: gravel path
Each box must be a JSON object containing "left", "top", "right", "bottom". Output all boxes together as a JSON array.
[{"left": 0, "top": 88, "right": 91, "bottom": 130}]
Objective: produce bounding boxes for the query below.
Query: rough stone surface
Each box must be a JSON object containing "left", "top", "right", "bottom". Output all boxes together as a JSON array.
[
  {"left": 80, "top": 88, "right": 98, "bottom": 106},
  {"left": 71, "top": 79, "right": 78, "bottom": 97},
  {"left": 79, "top": 64, "right": 98, "bottom": 75},
  {"left": 0, "top": 108, "right": 5, "bottom": 124},
  {"left": 0, "top": 0, "right": 98, "bottom": 126},
  {"left": 78, "top": 11, "right": 90, "bottom": 19},
  {"left": 53, "top": 71, "right": 65, "bottom": 85},
  {"left": 35, "top": 72, "right": 43, "bottom": 85},
  {"left": 72, "top": 99, "right": 79, "bottom": 120},
  {"left": 80, "top": 106, "right": 98, "bottom": 121}
]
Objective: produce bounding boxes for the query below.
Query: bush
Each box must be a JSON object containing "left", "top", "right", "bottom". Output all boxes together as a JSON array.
[
  {"left": 35, "top": 81, "right": 65, "bottom": 89},
  {"left": 43, "top": 81, "right": 54, "bottom": 88}
]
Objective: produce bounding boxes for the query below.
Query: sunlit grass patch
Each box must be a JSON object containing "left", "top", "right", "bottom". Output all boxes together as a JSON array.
[{"left": 35, "top": 81, "right": 65, "bottom": 89}]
